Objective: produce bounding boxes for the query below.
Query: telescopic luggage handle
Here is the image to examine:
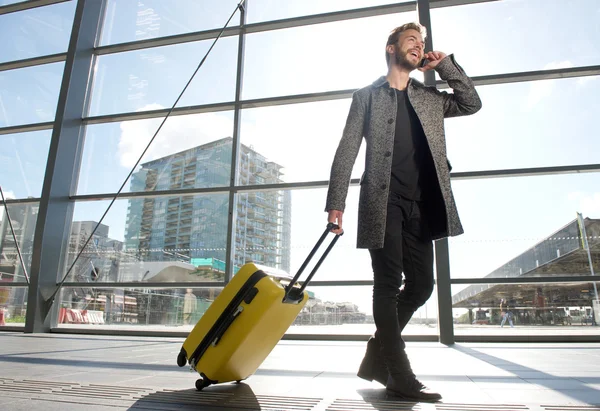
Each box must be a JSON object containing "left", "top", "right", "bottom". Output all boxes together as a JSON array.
[{"left": 283, "top": 222, "right": 342, "bottom": 303}]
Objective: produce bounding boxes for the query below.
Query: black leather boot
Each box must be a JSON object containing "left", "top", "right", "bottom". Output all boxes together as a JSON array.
[
  {"left": 357, "top": 337, "right": 388, "bottom": 386},
  {"left": 384, "top": 350, "right": 442, "bottom": 402}
]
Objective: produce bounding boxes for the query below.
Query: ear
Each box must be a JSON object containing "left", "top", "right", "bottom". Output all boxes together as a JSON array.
[{"left": 386, "top": 44, "right": 395, "bottom": 57}]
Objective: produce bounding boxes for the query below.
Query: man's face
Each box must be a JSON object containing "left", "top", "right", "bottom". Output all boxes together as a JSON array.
[{"left": 390, "top": 29, "right": 425, "bottom": 70}]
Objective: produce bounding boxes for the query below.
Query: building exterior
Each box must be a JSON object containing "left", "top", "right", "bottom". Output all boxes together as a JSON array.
[
  {"left": 124, "top": 137, "right": 292, "bottom": 277},
  {"left": 452, "top": 217, "right": 600, "bottom": 326}
]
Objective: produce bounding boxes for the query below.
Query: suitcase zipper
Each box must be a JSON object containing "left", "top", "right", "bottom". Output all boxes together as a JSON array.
[{"left": 189, "top": 270, "right": 267, "bottom": 369}]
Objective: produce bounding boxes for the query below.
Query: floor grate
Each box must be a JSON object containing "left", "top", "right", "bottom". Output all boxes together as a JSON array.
[
  {"left": 326, "top": 398, "right": 422, "bottom": 410},
  {"left": 436, "top": 404, "right": 529, "bottom": 411}
]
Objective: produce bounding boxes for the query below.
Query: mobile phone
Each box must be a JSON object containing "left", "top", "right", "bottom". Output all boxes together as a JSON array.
[{"left": 419, "top": 57, "right": 428, "bottom": 68}]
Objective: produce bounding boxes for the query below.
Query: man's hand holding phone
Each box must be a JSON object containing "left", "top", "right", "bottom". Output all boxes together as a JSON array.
[{"left": 419, "top": 51, "right": 447, "bottom": 72}]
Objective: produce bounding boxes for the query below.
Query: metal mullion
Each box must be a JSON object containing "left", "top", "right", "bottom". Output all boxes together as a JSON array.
[
  {"left": 70, "top": 186, "right": 232, "bottom": 202},
  {"left": 0, "top": 53, "right": 67, "bottom": 72},
  {"left": 79, "top": 63, "right": 600, "bottom": 127},
  {"left": 82, "top": 102, "right": 236, "bottom": 125},
  {"left": 429, "top": 0, "right": 500, "bottom": 8},
  {"left": 0, "top": 122, "right": 55, "bottom": 136},
  {"left": 240, "top": 89, "right": 353, "bottom": 109},
  {"left": 451, "top": 276, "right": 600, "bottom": 285},
  {"left": 77, "top": 64, "right": 600, "bottom": 126},
  {"left": 93, "top": 3, "right": 416, "bottom": 56},
  {"left": 438, "top": 65, "right": 600, "bottom": 89},
  {"left": 68, "top": 161, "right": 600, "bottom": 203},
  {"left": 0, "top": 282, "right": 29, "bottom": 287},
  {"left": 0, "top": 0, "right": 68, "bottom": 15},
  {"left": 69, "top": 162, "right": 600, "bottom": 203},
  {"left": 451, "top": 164, "right": 600, "bottom": 180},
  {"left": 1, "top": 197, "right": 41, "bottom": 205},
  {"left": 296, "top": 280, "right": 374, "bottom": 287},
  {"left": 242, "top": 2, "right": 416, "bottom": 34},
  {"left": 59, "top": 282, "right": 226, "bottom": 289},
  {"left": 94, "top": 26, "right": 241, "bottom": 55}
]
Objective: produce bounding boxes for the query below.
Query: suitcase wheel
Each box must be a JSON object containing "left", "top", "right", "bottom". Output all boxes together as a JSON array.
[
  {"left": 176, "top": 351, "right": 187, "bottom": 367},
  {"left": 195, "top": 378, "right": 210, "bottom": 391}
]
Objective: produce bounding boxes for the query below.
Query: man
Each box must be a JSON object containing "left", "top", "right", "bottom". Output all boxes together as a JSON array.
[
  {"left": 183, "top": 288, "right": 197, "bottom": 325},
  {"left": 325, "top": 22, "right": 481, "bottom": 402}
]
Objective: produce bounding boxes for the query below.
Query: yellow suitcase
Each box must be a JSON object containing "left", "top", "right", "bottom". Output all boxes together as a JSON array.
[{"left": 177, "top": 223, "right": 341, "bottom": 390}]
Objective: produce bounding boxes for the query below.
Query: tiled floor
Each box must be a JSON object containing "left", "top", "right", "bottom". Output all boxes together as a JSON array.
[{"left": 0, "top": 331, "right": 599, "bottom": 410}]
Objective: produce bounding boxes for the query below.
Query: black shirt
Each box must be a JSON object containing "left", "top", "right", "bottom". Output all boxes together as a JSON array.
[{"left": 389, "top": 88, "right": 437, "bottom": 201}]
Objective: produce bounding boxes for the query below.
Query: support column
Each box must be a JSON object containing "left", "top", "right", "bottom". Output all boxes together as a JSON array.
[
  {"left": 417, "top": 0, "right": 455, "bottom": 345},
  {"left": 25, "top": 0, "right": 105, "bottom": 333}
]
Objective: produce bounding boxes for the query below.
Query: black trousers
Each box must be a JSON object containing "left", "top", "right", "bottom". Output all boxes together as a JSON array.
[{"left": 369, "top": 192, "right": 435, "bottom": 363}]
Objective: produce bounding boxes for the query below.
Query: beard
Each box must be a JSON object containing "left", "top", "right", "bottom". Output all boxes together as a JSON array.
[{"left": 394, "top": 46, "right": 420, "bottom": 70}]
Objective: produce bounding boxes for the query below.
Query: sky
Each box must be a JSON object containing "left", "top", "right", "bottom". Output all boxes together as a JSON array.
[{"left": 1, "top": 0, "right": 600, "bottom": 320}]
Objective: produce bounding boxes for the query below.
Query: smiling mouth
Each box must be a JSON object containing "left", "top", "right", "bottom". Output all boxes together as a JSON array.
[{"left": 408, "top": 50, "right": 420, "bottom": 59}]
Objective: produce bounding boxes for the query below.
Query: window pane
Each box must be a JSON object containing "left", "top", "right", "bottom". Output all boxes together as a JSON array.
[
  {"left": 88, "top": 37, "right": 238, "bottom": 117},
  {"left": 56, "top": 287, "right": 223, "bottom": 329},
  {"left": 445, "top": 76, "right": 600, "bottom": 172},
  {"left": 431, "top": 0, "right": 600, "bottom": 77},
  {"left": 240, "top": 99, "right": 365, "bottom": 185},
  {"left": 0, "top": 202, "right": 39, "bottom": 282},
  {"left": 247, "top": 0, "right": 411, "bottom": 24},
  {"left": 0, "top": 130, "right": 51, "bottom": 199},
  {"left": 0, "top": 287, "right": 27, "bottom": 328},
  {"left": 77, "top": 111, "right": 234, "bottom": 195},
  {"left": 243, "top": 11, "right": 420, "bottom": 100},
  {"left": 0, "top": 1, "right": 76, "bottom": 63},
  {"left": 65, "top": 195, "right": 229, "bottom": 284},
  {"left": 288, "top": 286, "right": 439, "bottom": 336},
  {"left": 452, "top": 283, "right": 600, "bottom": 336},
  {"left": 0, "top": 63, "right": 64, "bottom": 127},
  {"left": 234, "top": 187, "right": 370, "bottom": 281},
  {"left": 449, "top": 173, "right": 600, "bottom": 280},
  {"left": 99, "top": 0, "right": 241, "bottom": 46}
]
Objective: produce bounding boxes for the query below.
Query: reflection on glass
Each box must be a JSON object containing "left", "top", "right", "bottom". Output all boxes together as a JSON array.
[
  {"left": 99, "top": 0, "right": 241, "bottom": 46},
  {"left": 234, "top": 187, "right": 374, "bottom": 281},
  {"left": 0, "top": 1, "right": 76, "bottom": 63},
  {"left": 243, "top": 11, "right": 419, "bottom": 100},
  {"left": 0, "top": 131, "right": 51, "bottom": 199},
  {"left": 240, "top": 99, "right": 365, "bottom": 185},
  {"left": 452, "top": 283, "right": 600, "bottom": 335},
  {"left": 0, "top": 203, "right": 38, "bottom": 283},
  {"left": 288, "top": 286, "right": 438, "bottom": 336},
  {"left": 0, "top": 287, "right": 27, "bottom": 327},
  {"left": 446, "top": 76, "right": 600, "bottom": 172},
  {"left": 449, "top": 173, "right": 600, "bottom": 280},
  {"left": 65, "top": 195, "right": 229, "bottom": 283},
  {"left": 56, "top": 287, "right": 223, "bottom": 328},
  {"left": 88, "top": 37, "right": 237, "bottom": 117},
  {"left": 77, "top": 111, "right": 234, "bottom": 195},
  {"left": 431, "top": 0, "right": 600, "bottom": 77},
  {"left": 0, "top": 63, "right": 64, "bottom": 127},
  {"left": 247, "top": 0, "right": 408, "bottom": 23}
]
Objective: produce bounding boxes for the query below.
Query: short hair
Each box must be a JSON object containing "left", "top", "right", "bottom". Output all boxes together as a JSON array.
[{"left": 385, "top": 22, "right": 427, "bottom": 65}]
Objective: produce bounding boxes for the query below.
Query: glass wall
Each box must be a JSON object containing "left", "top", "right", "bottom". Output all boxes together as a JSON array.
[{"left": 1, "top": 0, "right": 598, "bottom": 340}]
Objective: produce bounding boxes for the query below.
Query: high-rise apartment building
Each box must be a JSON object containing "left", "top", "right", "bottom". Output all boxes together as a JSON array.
[{"left": 124, "top": 137, "right": 292, "bottom": 275}]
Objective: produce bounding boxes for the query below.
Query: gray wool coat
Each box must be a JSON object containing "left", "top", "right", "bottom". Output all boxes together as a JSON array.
[{"left": 325, "top": 54, "right": 482, "bottom": 249}]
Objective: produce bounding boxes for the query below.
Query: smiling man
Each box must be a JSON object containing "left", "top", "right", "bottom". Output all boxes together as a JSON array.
[{"left": 325, "top": 22, "right": 481, "bottom": 402}]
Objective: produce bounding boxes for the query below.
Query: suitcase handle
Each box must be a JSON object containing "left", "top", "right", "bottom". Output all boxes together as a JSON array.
[{"left": 283, "top": 222, "right": 342, "bottom": 303}]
